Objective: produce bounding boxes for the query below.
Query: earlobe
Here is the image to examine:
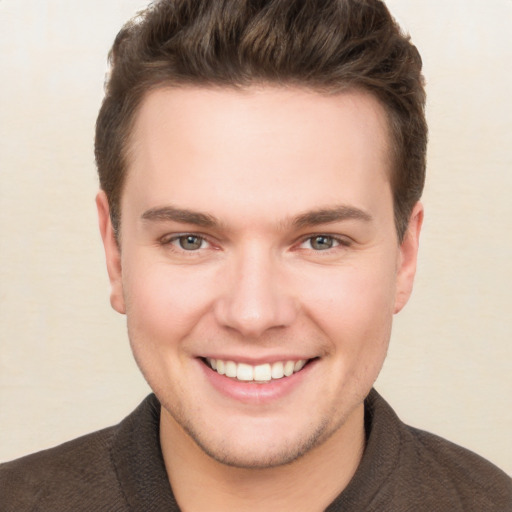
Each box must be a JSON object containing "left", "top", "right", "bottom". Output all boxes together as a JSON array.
[
  {"left": 394, "top": 202, "right": 424, "bottom": 314},
  {"left": 96, "top": 191, "right": 126, "bottom": 315}
]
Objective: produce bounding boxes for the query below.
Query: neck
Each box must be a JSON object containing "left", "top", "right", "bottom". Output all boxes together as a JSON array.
[{"left": 159, "top": 404, "right": 365, "bottom": 512}]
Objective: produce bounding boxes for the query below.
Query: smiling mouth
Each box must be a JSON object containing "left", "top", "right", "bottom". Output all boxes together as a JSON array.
[{"left": 203, "top": 357, "right": 313, "bottom": 383}]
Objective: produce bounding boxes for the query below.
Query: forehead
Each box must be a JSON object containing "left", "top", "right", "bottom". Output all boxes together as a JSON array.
[
  {"left": 122, "top": 86, "right": 392, "bottom": 225},
  {"left": 128, "top": 85, "right": 391, "bottom": 158}
]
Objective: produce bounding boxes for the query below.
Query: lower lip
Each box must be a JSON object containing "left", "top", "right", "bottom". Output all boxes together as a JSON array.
[{"left": 199, "top": 359, "right": 316, "bottom": 405}]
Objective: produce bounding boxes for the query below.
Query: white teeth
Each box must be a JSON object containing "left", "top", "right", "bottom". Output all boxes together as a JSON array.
[
  {"left": 271, "top": 361, "right": 284, "bottom": 379},
  {"left": 207, "top": 358, "right": 307, "bottom": 382},
  {"left": 225, "top": 361, "right": 237, "bottom": 378},
  {"left": 283, "top": 360, "right": 295, "bottom": 377},
  {"left": 294, "top": 360, "right": 306, "bottom": 372},
  {"left": 237, "top": 363, "right": 254, "bottom": 381},
  {"left": 253, "top": 364, "right": 272, "bottom": 382}
]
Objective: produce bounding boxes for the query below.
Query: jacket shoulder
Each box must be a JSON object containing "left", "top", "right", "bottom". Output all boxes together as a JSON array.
[
  {"left": 0, "top": 426, "right": 126, "bottom": 512},
  {"left": 402, "top": 425, "right": 512, "bottom": 510},
  {"left": 351, "top": 390, "right": 512, "bottom": 512}
]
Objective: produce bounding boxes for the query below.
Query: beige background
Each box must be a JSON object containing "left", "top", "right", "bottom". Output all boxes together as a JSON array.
[{"left": 1, "top": 0, "right": 511, "bottom": 475}]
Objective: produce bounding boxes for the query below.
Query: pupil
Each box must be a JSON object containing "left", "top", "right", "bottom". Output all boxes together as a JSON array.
[
  {"left": 180, "top": 235, "right": 201, "bottom": 250},
  {"left": 312, "top": 236, "right": 332, "bottom": 250}
]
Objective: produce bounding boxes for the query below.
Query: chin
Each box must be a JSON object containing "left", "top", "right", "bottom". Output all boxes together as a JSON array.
[
  {"left": 171, "top": 407, "right": 337, "bottom": 469},
  {"left": 189, "top": 431, "right": 324, "bottom": 470}
]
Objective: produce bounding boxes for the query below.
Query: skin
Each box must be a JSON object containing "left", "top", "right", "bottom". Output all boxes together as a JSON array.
[{"left": 97, "top": 86, "right": 422, "bottom": 511}]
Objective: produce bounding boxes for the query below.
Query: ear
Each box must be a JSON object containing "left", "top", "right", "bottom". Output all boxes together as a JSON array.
[
  {"left": 394, "top": 201, "right": 424, "bottom": 314},
  {"left": 96, "top": 190, "right": 126, "bottom": 314}
]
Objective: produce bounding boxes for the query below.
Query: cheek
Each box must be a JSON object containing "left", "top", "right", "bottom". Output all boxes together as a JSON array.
[
  {"left": 298, "top": 260, "right": 397, "bottom": 346},
  {"left": 121, "top": 258, "right": 217, "bottom": 344}
]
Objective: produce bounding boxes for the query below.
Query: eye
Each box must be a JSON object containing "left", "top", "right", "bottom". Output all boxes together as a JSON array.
[
  {"left": 170, "top": 234, "right": 207, "bottom": 251},
  {"left": 302, "top": 235, "right": 340, "bottom": 251}
]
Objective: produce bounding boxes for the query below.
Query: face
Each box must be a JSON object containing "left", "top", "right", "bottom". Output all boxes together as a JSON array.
[{"left": 97, "top": 86, "right": 422, "bottom": 469}]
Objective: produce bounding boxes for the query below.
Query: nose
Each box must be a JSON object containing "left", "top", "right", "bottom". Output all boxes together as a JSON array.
[{"left": 213, "top": 246, "right": 298, "bottom": 338}]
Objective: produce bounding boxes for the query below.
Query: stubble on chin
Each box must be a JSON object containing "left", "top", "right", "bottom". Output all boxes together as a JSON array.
[{"left": 159, "top": 395, "right": 362, "bottom": 471}]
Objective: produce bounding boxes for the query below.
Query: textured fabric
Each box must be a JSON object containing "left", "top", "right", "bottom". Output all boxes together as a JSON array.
[
  {"left": 327, "top": 391, "right": 512, "bottom": 511},
  {"left": 0, "top": 397, "right": 178, "bottom": 512},
  {"left": 1, "top": 390, "right": 511, "bottom": 511}
]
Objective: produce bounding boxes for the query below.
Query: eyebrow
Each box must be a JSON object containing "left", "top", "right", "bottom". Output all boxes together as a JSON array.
[
  {"left": 141, "top": 206, "right": 218, "bottom": 227},
  {"left": 292, "top": 205, "right": 372, "bottom": 228},
  {"left": 141, "top": 204, "right": 372, "bottom": 230}
]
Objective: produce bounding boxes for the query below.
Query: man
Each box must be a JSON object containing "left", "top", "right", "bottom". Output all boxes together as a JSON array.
[{"left": 1, "top": 0, "right": 511, "bottom": 510}]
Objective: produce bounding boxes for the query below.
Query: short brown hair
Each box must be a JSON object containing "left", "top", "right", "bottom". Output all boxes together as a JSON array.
[{"left": 95, "top": 0, "right": 427, "bottom": 241}]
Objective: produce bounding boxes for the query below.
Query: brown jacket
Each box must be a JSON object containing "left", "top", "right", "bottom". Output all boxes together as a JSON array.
[{"left": 1, "top": 390, "right": 511, "bottom": 511}]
